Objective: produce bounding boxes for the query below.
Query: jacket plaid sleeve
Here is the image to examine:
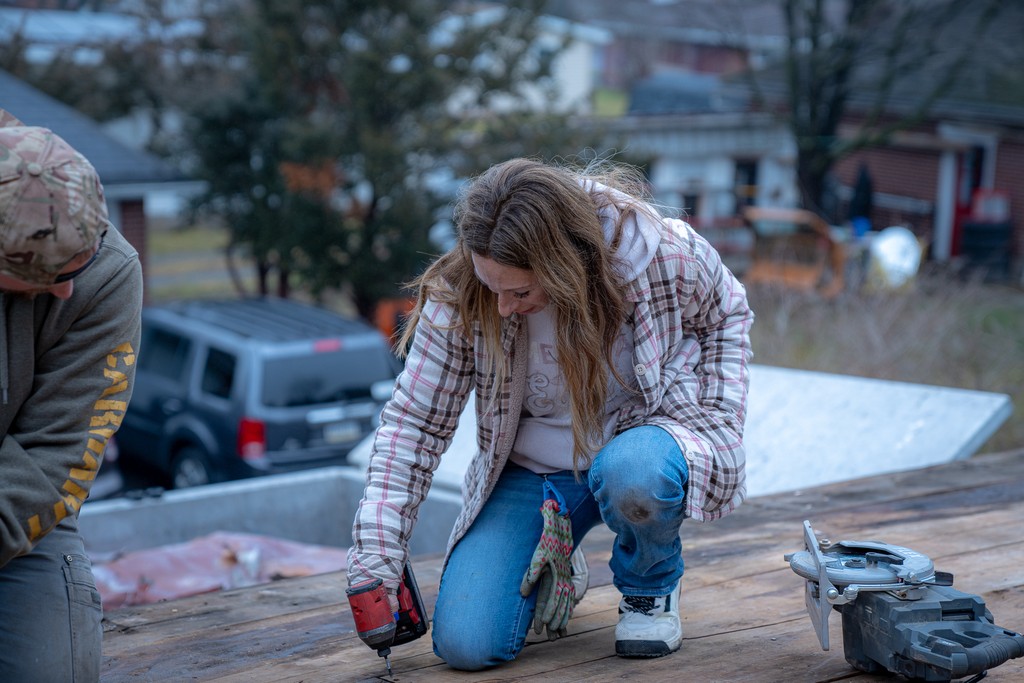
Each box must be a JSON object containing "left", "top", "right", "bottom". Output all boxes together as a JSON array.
[{"left": 347, "top": 299, "right": 475, "bottom": 589}]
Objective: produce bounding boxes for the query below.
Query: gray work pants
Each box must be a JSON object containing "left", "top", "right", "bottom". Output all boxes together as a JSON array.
[{"left": 0, "top": 517, "right": 102, "bottom": 683}]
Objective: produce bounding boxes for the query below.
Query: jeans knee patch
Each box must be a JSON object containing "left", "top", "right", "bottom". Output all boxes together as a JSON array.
[{"left": 618, "top": 492, "right": 654, "bottom": 524}]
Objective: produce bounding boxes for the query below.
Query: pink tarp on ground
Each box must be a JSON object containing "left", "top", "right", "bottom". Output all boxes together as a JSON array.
[{"left": 92, "top": 531, "right": 348, "bottom": 611}]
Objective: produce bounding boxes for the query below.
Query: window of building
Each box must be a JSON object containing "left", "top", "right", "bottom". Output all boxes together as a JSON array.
[{"left": 734, "top": 159, "right": 759, "bottom": 207}]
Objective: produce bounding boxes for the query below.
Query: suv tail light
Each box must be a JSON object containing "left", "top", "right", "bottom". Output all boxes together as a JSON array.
[{"left": 237, "top": 417, "right": 266, "bottom": 460}]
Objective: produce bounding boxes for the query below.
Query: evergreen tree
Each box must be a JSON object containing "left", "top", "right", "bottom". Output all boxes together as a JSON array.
[{"left": 186, "top": 0, "right": 599, "bottom": 318}]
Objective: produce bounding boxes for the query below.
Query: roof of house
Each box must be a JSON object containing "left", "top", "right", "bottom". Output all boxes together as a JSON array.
[
  {"left": 628, "top": 70, "right": 746, "bottom": 116},
  {"left": 95, "top": 447, "right": 1024, "bottom": 681},
  {"left": 0, "top": 68, "right": 184, "bottom": 186}
]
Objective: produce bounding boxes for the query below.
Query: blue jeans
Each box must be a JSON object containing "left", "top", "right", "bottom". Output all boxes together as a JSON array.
[
  {"left": 0, "top": 518, "right": 102, "bottom": 683},
  {"left": 432, "top": 425, "right": 689, "bottom": 670}
]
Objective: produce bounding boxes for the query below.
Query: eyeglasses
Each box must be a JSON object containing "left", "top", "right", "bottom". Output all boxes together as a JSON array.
[{"left": 53, "top": 232, "right": 105, "bottom": 283}]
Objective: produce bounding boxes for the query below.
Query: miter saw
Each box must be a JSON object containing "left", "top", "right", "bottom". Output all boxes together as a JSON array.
[{"left": 786, "top": 520, "right": 1024, "bottom": 682}]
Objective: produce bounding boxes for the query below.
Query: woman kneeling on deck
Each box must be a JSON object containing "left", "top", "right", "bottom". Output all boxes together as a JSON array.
[{"left": 347, "top": 157, "right": 754, "bottom": 671}]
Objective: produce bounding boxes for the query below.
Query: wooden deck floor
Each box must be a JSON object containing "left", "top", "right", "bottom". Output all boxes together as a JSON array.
[{"left": 100, "top": 449, "right": 1024, "bottom": 682}]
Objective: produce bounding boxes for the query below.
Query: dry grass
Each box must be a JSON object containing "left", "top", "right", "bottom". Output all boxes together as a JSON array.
[
  {"left": 746, "top": 265, "right": 1023, "bottom": 453},
  {"left": 148, "top": 222, "right": 230, "bottom": 255},
  {"left": 146, "top": 224, "right": 253, "bottom": 302}
]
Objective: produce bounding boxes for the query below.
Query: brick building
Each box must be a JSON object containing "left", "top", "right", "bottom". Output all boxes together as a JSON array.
[{"left": 834, "top": 109, "right": 1023, "bottom": 278}]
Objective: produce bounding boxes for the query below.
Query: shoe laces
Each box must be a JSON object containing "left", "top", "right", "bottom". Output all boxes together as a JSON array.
[{"left": 621, "top": 595, "right": 659, "bottom": 615}]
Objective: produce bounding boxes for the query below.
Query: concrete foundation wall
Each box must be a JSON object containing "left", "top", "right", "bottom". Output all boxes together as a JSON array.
[{"left": 79, "top": 466, "right": 462, "bottom": 558}]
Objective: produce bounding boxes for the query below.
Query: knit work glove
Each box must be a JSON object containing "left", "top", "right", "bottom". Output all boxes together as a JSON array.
[{"left": 519, "top": 483, "right": 575, "bottom": 641}]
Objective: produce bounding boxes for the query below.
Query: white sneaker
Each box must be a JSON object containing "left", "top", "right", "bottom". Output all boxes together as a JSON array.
[{"left": 614, "top": 583, "right": 682, "bottom": 658}]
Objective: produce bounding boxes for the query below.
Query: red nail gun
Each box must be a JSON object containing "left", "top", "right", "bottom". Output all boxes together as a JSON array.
[{"left": 346, "top": 563, "right": 429, "bottom": 676}]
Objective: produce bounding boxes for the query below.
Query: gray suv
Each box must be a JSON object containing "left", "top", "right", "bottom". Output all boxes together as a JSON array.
[{"left": 116, "top": 297, "right": 398, "bottom": 488}]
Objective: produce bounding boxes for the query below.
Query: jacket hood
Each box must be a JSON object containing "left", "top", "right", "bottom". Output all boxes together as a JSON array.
[{"left": 583, "top": 180, "right": 663, "bottom": 283}]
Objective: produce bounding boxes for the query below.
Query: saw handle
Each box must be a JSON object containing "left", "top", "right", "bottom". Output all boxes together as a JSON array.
[{"left": 956, "top": 630, "right": 1024, "bottom": 678}]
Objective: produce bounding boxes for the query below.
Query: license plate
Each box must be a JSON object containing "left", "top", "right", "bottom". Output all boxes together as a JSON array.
[{"left": 323, "top": 421, "right": 361, "bottom": 444}]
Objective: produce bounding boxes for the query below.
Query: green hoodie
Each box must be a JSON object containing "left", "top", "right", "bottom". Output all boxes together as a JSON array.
[{"left": 0, "top": 227, "right": 142, "bottom": 569}]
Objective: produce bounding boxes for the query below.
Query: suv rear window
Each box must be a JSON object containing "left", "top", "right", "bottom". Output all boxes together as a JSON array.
[{"left": 260, "top": 347, "right": 394, "bottom": 408}]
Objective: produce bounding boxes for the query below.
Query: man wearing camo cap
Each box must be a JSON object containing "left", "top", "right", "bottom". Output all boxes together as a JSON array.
[{"left": 0, "top": 109, "right": 142, "bottom": 682}]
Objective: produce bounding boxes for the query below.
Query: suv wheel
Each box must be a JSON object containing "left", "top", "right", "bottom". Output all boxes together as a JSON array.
[{"left": 172, "top": 447, "right": 212, "bottom": 488}]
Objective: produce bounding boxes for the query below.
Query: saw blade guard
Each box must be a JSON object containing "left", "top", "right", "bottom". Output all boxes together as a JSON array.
[{"left": 789, "top": 537, "right": 936, "bottom": 589}]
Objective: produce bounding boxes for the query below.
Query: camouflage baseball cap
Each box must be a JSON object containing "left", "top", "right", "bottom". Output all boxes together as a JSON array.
[{"left": 0, "top": 109, "right": 109, "bottom": 285}]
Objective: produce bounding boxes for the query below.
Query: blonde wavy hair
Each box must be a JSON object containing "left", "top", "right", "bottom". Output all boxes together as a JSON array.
[{"left": 399, "top": 157, "right": 654, "bottom": 470}]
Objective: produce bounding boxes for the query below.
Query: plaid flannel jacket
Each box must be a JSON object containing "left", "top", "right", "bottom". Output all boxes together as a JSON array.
[{"left": 348, "top": 219, "right": 753, "bottom": 588}]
